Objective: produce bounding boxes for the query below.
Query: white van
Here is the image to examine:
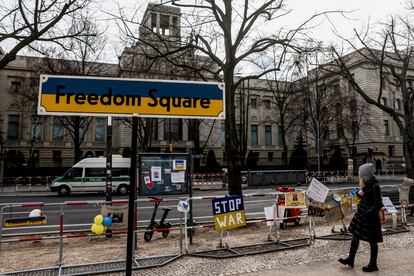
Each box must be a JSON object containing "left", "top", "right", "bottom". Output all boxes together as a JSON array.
[{"left": 50, "top": 156, "right": 130, "bottom": 196}]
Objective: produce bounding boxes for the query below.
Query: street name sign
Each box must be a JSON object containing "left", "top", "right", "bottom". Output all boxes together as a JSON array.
[{"left": 38, "top": 75, "right": 225, "bottom": 119}]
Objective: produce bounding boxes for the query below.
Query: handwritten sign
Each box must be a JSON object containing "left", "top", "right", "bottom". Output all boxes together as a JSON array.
[
  {"left": 382, "top": 197, "right": 397, "bottom": 214},
  {"left": 212, "top": 196, "right": 246, "bottom": 231},
  {"left": 306, "top": 178, "right": 329, "bottom": 203}
]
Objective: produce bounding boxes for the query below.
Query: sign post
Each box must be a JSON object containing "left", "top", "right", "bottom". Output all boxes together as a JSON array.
[
  {"left": 38, "top": 75, "right": 225, "bottom": 275},
  {"left": 105, "top": 116, "right": 112, "bottom": 238}
]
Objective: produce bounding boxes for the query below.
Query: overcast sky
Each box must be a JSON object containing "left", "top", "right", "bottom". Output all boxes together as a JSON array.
[{"left": 1, "top": 0, "right": 411, "bottom": 64}]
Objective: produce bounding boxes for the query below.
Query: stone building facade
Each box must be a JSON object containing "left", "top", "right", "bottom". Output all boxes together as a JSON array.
[{"left": 0, "top": 4, "right": 406, "bottom": 177}]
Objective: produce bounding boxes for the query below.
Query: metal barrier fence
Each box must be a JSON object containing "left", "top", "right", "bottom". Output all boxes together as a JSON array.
[
  {"left": 0, "top": 176, "right": 53, "bottom": 192},
  {"left": 0, "top": 186, "right": 413, "bottom": 275},
  {"left": 306, "top": 170, "right": 404, "bottom": 183}
]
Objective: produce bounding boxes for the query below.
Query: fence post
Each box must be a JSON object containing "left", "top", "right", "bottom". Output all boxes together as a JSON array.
[
  {"left": 179, "top": 212, "right": 183, "bottom": 254},
  {"left": 184, "top": 211, "right": 188, "bottom": 253},
  {"left": 58, "top": 205, "right": 64, "bottom": 268}
]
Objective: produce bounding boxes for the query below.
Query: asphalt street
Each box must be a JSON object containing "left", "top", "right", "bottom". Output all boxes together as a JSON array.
[{"left": 0, "top": 182, "right": 402, "bottom": 238}]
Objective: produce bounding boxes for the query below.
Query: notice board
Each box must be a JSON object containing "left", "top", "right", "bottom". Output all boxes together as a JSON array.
[{"left": 139, "top": 153, "right": 190, "bottom": 196}]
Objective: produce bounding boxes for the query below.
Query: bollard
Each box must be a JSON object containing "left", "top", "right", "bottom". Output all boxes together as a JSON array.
[{"left": 184, "top": 212, "right": 188, "bottom": 253}]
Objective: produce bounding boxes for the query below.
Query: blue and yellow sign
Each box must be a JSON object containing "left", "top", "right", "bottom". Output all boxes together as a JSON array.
[
  {"left": 38, "top": 75, "right": 225, "bottom": 119},
  {"left": 212, "top": 195, "right": 246, "bottom": 231}
]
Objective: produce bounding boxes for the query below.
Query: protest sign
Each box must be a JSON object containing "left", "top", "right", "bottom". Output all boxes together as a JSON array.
[
  {"left": 382, "top": 197, "right": 397, "bottom": 214},
  {"left": 306, "top": 178, "right": 329, "bottom": 203},
  {"left": 285, "top": 191, "right": 306, "bottom": 208},
  {"left": 212, "top": 195, "right": 246, "bottom": 231}
]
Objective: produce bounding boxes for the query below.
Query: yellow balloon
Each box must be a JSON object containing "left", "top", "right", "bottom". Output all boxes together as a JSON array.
[
  {"left": 94, "top": 224, "right": 105, "bottom": 235},
  {"left": 91, "top": 223, "right": 98, "bottom": 233},
  {"left": 94, "top": 215, "right": 104, "bottom": 225}
]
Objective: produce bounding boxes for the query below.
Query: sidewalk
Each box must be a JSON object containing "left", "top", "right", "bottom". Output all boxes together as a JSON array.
[{"left": 244, "top": 245, "right": 414, "bottom": 276}]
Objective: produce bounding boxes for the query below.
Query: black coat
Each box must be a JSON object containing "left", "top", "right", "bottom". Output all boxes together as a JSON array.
[{"left": 348, "top": 177, "right": 383, "bottom": 243}]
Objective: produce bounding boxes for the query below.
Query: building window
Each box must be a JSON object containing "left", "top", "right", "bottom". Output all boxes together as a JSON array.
[
  {"left": 250, "top": 98, "right": 257, "bottom": 108},
  {"left": 268, "top": 152, "right": 273, "bottom": 161},
  {"left": 277, "top": 126, "right": 283, "bottom": 146},
  {"left": 31, "top": 150, "right": 40, "bottom": 167},
  {"left": 10, "top": 81, "right": 21, "bottom": 94},
  {"left": 337, "top": 124, "right": 344, "bottom": 138},
  {"left": 164, "top": 119, "right": 182, "bottom": 141},
  {"left": 251, "top": 125, "right": 258, "bottom": 145},
  {"left": 265, "top": 125, "right": 272, "bottom": 145},
  {"left": 53, "top": 150, "right": 62, "bottom": 167},
  {"left": 264, "top": 100, "right": 271, "bottom": 109},
  {"left": 349, "top": 98, "right": 357, "bottom": 113},
  {"left": 31, "top": 117, "right": 42, "bottom": 141},
  {"left": 152, "top": 119, "right": 159, "bottom": 140},
  {"left": 395, "top": 99, "right": 401, "bottom": 110},
  {"left": 95, "top": 118, "right": 105, "bottom": 142},
  {"left": 53, "top": 118, "right": 63, "bottom": 141},
  {"left": 160, "top": 14, "right": 170, "bottom": 35},
  {"left": 221, "top": 122, "right": 225, "bottom": 144},
  {"left": 95, "top": 151, "right": 104, "bottom": 157},
  {"left": 381, "top": 97, "right": 388, "bottom": 106},
  {"left": 7, "top": 115, "right": 20, "bottom": 140},
  {"left": 79, "top": 126, "right": 85, "bottom": 141},
  {"left": 388, "top": 145, "right": 395, "bottom": 157},
  {"left": 384, "top": 120, "right": 389, "bottom": 136},
  {"left": 151, "top": 13, "right": 157, "bottom": 33},
  {"left": 333, "top": 84, "right": 340, "bottom": 95}
]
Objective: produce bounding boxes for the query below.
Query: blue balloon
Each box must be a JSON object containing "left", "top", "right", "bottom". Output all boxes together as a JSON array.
[{"left": 103, "top": 216, "right": 112, "bottom": 226}]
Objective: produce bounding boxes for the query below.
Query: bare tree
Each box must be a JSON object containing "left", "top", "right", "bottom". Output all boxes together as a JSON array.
[
  {"left": 326, "top": 16, "right": 414, "bottom": 177},
  {"left": 33, "top": 17, "right": 108, "bottom": 163},
  {"left": 0, "top": 0, "right": 93, "bottom": 69},
  {"left": 265, "top": 64, "right": 303, "bottom": 167}
]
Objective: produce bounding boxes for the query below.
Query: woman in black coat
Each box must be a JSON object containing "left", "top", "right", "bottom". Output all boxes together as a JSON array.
[{"left": 338, "top": 163, "right": 383, "bottom": 272}]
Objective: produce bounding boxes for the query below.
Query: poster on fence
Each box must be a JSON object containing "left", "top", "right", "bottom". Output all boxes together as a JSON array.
[
  {"left": 101, "top": 204, "right": 128, "bottom": 231},
  {"left": 307, "top": 205, "right": 326, "bottom": 217},
  {"left": 324, "top": 206, "right": 343, "bottom": 223},
  {"left": 212, "top": 195, "right": 246, "bottom": 231},
  {"left": 285, "top": 192, "right": 306, "bottom": 208},
  {"left": 306, "top": 178, "right": 329, "bottom": 203}
]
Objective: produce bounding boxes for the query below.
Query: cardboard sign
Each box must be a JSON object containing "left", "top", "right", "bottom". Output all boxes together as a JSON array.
[
  {"left": 382, "top": 197, "right": 397, "bottom": 214},
  {"left": 339, "top": 196, "right": 354, "bottom": 217},
  {"left": 285, "top": 192, "right": 306, "bottom": 208},
  {"left": 38, "top": 75, "right": 225, "bottom": 119},
  {"left": 101, "top": 204, "right": 129, "bottom": 231},
  {"left": 212, "top": 195, "right": 246, "bottom": 231},
  {"left": 308, "top": 205, "right": 325, "bottom": 217},
  {"left": 306, "top": 178, "right": 329, "bottom": 203},
  {"left": 324, "top": 206, "right": 344, "bottom": 223}
]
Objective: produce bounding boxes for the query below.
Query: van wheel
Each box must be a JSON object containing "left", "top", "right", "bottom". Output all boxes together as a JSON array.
[
  {"left": 58, "top": 186, "right": 71, "bottom": 196},
  {"left": 117, "top": 184, "right": 129, "bottom": 195}
]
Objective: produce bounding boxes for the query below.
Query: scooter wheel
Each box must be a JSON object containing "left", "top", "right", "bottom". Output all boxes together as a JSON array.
[
  {"left": 144, "top": 231, "right": 153, "bottom": 242},
  {"left": 162, "top": 230, "right": 170, "bottom": 238}
]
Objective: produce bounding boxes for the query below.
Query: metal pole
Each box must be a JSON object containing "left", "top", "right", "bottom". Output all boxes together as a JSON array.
[
  {"left": 188, "top": 154, "right": 193, "bottom": 245},
  {"left": 179, "top": 212, "right": 183, "bottom": 254},
  {"left": 126, "top": 117, "right": 138, "bottom": 276},
  {"left": 106, "top": 116, "right": 113, "bottom": 238},
  {"left": 58, "top": 205, "right": 64, "bottom": 266}
]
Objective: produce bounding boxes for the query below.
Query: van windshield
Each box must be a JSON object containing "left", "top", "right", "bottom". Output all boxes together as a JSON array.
[{"left": 64, "top": 168, "right": 83, "bottom": 179}]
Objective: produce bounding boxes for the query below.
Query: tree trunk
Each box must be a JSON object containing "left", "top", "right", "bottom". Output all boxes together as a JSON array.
[
  {"left": 225, "top": 73, "right": 242, "bottom": 195},
  {"left": 404, "top": 127, "right": 414, "bottom": 179}
]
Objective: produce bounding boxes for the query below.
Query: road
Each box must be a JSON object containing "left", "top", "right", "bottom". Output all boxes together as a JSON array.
[{"left": 0, "top": 182, "right": 403, "bottom": 238}]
